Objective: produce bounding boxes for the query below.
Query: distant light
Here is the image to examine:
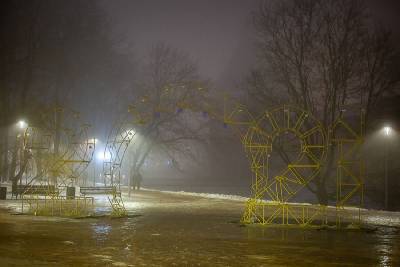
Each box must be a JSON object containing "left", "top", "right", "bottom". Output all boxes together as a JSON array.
[
  {"left": 90, "top": 138, "right": 99, "bottom": 144},
  {"left": 383, "top": 126, "right": 392, "bottom": 136},
  {"left": 96, "top": 151, "right": 111, "bottom": 161},
  {"left": 17, "top": 120, "right": 27, "bottom": 129},
  {"left": 125, "top": 129, "right": 136, "bottom": 136},
  {"left": 88, "top": 138, "right": 98, "bottom": 150}
]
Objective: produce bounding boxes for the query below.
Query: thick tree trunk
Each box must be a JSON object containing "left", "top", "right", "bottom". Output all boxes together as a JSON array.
[{"left": 10, "top": 149, "right": 29, "bottom": 198}]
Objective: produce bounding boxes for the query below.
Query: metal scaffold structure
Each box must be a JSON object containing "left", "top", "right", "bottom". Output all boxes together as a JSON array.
[
  {"left": 330, "top": 110, "right": 365, "bottom": 227},
  {"left": 85, "top": 82, "right": 365, "bottom": 224},
  {"left": 20, "top": 105, "right": 95, "bottom": 216},
  {"left": 102, "top": 83, "right": 211, "bottom": 216},
  {"left": 101, "top": 93, "right": 163, "bottom": 216},
  {"left": 102, "top": 118, "right": 136, "bottom": 216},
  {"left": 223, "top": 97, "right": 365, "bottom": 228},
  {"left": 224, "top": 103, "right": 328, "bottom": 227}
]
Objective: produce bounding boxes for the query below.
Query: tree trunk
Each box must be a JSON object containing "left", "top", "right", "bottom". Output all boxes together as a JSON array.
[
  {"left": 1, "top": 129, "right": 9, "bottom": 182},
  {"left": 53, "top": 101, "right": 62, "bottom": 186},
  {"left": 9, "top": 136, "right": 18, "bottom": 182},
  {"left": 11, "top": 149, "right": 30, "bottom": 198}
]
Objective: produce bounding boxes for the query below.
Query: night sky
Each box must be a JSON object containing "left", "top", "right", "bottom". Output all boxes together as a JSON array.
[
  {"left": 102, "top": 0, "right": 400, "bottom": 90},
  {"left": 102, "top": 0, "right": 257, "bottom": 90}
]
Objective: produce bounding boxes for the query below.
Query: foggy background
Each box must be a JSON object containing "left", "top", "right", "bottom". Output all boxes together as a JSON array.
[
  {"left": 1, "top": 0, "right": 400, "bottom": 209},
  {"left": 101, "top": 0, "right": 400, "bottom": 206}
]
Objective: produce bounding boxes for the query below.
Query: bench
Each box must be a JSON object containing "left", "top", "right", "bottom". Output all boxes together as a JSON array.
[
  {"left": 79, "top": 186, "right": 120, "bottom": 196},
  {"left": 12, "top": 184, "right": 57, "bottom": 198}
]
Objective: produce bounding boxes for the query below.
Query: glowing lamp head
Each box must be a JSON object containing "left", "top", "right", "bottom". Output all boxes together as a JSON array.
[
  {"left": 17, "top": 120, "right": 27, "bottom": 129},
  {"left": 96, "top": 151, "right": 111, "bottom": 161},
  {"left": 383, "top": 126, "right": 392, "bottom": 136}
]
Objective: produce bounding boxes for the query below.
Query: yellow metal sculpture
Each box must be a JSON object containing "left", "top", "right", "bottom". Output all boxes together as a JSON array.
[
  {"left": 20, "top": 105, "right": 95, "bottom": 216},
  {"left": 102, "top": 82, "right": 210, "bottom": 216},
  {"left": 224, "top": 104, "right": 328, "bottom": 226},
  {"left": 223, "top": 98, "right": 365, "bottom": 228},
  {"left": 102, "top": 119, "right": 135, "bottom": 216},
  {"left": 330, "top": 110, "right": 365, "bottom": 227},
  {"left": 124, "top": 91, "right": 357, "bottom": 227}
]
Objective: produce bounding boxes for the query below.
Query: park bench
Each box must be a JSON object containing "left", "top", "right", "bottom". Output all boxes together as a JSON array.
[
  {"left": 12, "top": 184, "right": 57, "bottom": 198},
  {"left": 79, "top": 186, "right": 120, "bottom": 196}
]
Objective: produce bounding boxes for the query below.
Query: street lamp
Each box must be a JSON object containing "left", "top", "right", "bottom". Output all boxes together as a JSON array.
[
  {"left": 383, "top": 126, "right": 392, "bottom": 210},
  {"left": 91, "top": 138, "right": 99, "bottom": 145},
  {"left": 384, "top": 126, "right": 391, "bottom": 136},
  {"left": 17, "top": 120, "right": 27, "bottom": 129},
  {"left": 96, "top": 150, "right": 111, "bottom": 161}
]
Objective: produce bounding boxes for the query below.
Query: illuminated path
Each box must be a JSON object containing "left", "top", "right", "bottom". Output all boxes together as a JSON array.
[{"left": 0, "top": 189, "right": 399, "bottom": 266}]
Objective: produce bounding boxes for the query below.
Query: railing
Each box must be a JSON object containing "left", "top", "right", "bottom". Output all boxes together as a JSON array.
[{"left": 22, "top": 194, "right": 94, "bottom": 217}]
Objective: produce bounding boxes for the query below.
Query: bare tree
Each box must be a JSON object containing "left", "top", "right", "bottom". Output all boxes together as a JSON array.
[
  {"left": 126, "top": 43, "right": 209, "bottom": 194},
  {"left": 247, "top": 0, "right": 399, "bottom": 204},
  {"left": 0, "top": 0, "right": 130, "bottom": 183}
]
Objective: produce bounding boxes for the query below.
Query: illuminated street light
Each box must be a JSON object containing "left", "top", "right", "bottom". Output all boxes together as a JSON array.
[
  {"left": 96, "top": 151, "right": 111, "bottom": 161},
  {"left": 17, "top": 120, "right": 27, "bottom": 129},
  {"left": 383, "top": 126, "right": 392, "bottom": 136}
]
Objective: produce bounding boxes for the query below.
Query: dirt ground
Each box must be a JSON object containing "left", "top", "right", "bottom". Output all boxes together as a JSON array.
[{"left": 0, "top": 189, "right": 399, "bottom": 266}]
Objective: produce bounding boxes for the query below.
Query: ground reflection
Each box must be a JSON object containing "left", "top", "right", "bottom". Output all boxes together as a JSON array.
[
  {"left": 0, "top": 191, "right": 399, "bottom": 266},
  {"left": 375, "top": 228, "right": 398, "bottom": 267},
  {"left": 91, "top": 222, "right": 112, "bottom": 242}
]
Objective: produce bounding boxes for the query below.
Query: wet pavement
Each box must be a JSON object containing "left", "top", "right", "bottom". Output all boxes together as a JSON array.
[{"left": 0, "top": 190, "right": 399, "bottom": 266}]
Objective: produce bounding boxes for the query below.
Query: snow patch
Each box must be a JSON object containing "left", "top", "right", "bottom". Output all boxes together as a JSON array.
[{"left": 141, "top": 187, "right": 250, "bottom": 202}]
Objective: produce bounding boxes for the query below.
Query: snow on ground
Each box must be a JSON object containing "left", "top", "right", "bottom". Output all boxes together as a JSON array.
[
  {"left": 1, "top": 185, "right": 399, "bottom": 227},
  {"left": 140, "top": 187, "right": 250, "bottom": 202},
  {"left": 362, "top": 211, "right": 400, "bottom": 227},
  {"left": 139, "top": 187, "right": 400, "bottom": 227},
  {"left": 140, "top": 187, "right": 351, "bottom": 207}
]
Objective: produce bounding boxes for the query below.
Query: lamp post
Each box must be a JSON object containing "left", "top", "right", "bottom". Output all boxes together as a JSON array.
[{"left": 383, "top": 126, "right": 392, "bottom": 210}]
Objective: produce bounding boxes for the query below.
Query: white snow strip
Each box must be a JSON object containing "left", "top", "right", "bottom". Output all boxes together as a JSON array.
[
  {"left": 140, "top": 188, "right": 400, "bottom": 226},
  {"left": 141, "top": 187, "right": 250, "bottom": 202}
]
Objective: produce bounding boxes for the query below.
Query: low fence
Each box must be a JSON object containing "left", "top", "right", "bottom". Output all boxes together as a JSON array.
[{"left": 22, "top": 195, "right": 94, "bottom": 217}]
